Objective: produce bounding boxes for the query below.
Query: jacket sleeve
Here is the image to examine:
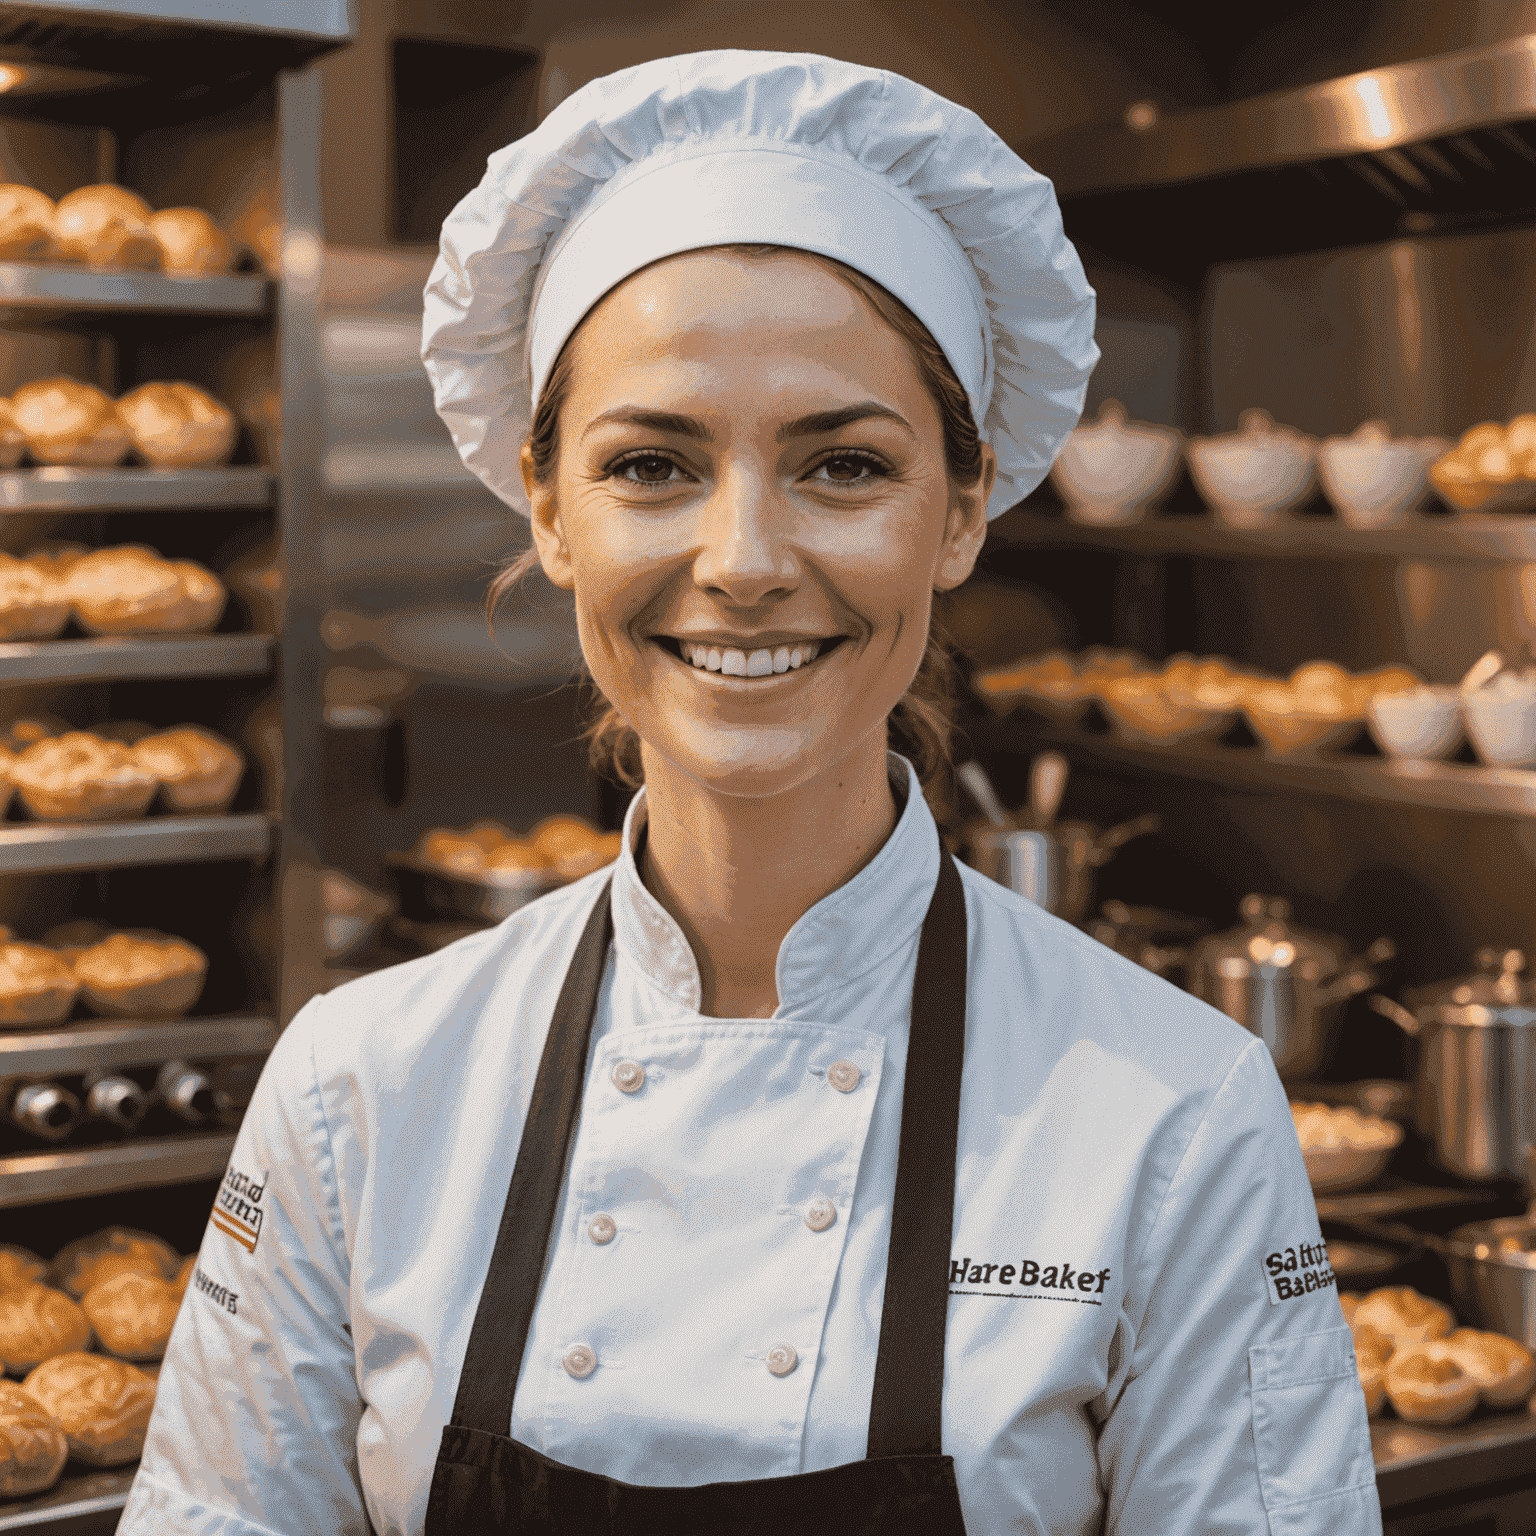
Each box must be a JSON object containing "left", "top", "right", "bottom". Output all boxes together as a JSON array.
[
  {"left": 1095, "top": 1038, "right": 1383, "bottom": 1536},
  {"left": 118, "top": 996, "right": 369, "bottom": 1536}
]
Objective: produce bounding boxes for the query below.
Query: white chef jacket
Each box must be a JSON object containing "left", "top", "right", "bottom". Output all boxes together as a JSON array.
[{"left": 122, "top": 754, "right": 1380, "bottom": 1536}]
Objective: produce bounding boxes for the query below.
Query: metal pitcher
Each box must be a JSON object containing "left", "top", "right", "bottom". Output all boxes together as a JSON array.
[
  {"left": 1189, "top": 895, "right": 1394, "bottom": 1080},
  {"left": 1370, "top": 949, "right": 1536, "bottom": 1185}
]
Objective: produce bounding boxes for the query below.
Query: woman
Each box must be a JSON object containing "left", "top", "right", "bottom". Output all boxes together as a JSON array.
[{"left": 123, "top": 51, "right": 1379, "bottom": 1536}]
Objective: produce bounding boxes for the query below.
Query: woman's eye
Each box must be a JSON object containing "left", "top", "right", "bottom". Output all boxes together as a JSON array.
[
  {"left": 810, "top": 453, "right": 887, "bottom": 485},
  {"left": 612, "top": 454, "right": 686, "bottom": 486}
]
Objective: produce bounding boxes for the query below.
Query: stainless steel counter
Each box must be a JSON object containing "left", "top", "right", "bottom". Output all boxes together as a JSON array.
[{"left": 1374, "top": 1408, "right": 1536, "bottom": 1510}]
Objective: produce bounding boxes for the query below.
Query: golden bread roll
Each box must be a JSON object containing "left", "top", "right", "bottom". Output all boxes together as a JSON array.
[
  {"left": 72, "top": 929, "right": 207, "bottom": 1018},
  {"left": 65, "top": 545, "right": 184, "bottom": 635},
  {"left": 0, "top": 1379, "right": 67, "bottom": 1498},
  {"left": 0, "top": 717, "right": 61, "bottom": 755},
  {"left": 1384, "top": 1344, "right": 1481, "bottom": 1425},
  {"left": 164, "top": 560, "right": 226, "bottom": 632},
  {"left": 132, "top": 725, "right": 243, "bottom": 813},
  {"left": 172, "top": 1255, "right": 195, "bottom": 1300},
  {"left": 52, "top": 185, "right": 160, "bottom": 270},
  {"left": 81, "top": 1271, "right": 179, "bottom": 1362},
  {"left": 23, "top": 542, "right": 89, "bottom": 581},
  {"left": 116, "top": 380, "right": 236, "bottom": 467},
  {"left": 0, "top": 553, "right": 69, "bottom": 641},
  {"left": 1353, "top": 1323, "right": 1394, "bottom": 1419},
  {"left": 0, "top": 1248, "right": 46, "bottom": 1295},
  {"left": 1438, "top": 1328, "right": 1536, "bottom": 1409},
  {"left": 483, "top": 839, "right": 552, "bottom": 876},
  {"left": 147, "top": 207, "right": 236, "bottom": 275},
  {"left": 0, "top": 1285, "right": 92, "bottom": 1374},
  {"left": 529, "top": 814, "right": 601, "bottom": 861},
  {"left": 21, "top": 1353, "right": 154, "bottom": 1466},
  {"left": 10, "top": 377, "right": 131, "bottom": 467},
  {"left": 1352, "top": 1286, "right": 1456, "bottom": 1350},
  {"left": 555, "top": 830, "right": 624, "bottom": 882},
  {"left": 11, "top": 732, "right": 158, "bottom": 822},
  {"left": 463, "top": 819, "right": 513, "bottom": 851},
  {"left": 0, "top": 942, "right": 77, "bottom": 1027},
  {"left": 0, "top": 185, "right": 57, "bottom": 262},
  {"left": 417, "top": 828, "right": 488, "bottom": 873},
  {"left": 51, "top": 1230, "right": 178, "bottom": 1301},
  {"left": 0, "top": 398, "right": 26, "bottom": 469}
]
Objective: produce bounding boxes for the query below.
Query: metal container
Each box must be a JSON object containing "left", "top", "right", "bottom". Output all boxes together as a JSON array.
[
  {"left": 387, "top": 853, "right": 557, "bottom": 926},
  {"left": 1087, "top": 901, "right": 1211, "bottom": 982},
  {"left": 1371, "top": 949, "right": 1536, "bottom": 1184},
  {"left": 1189, "top": 895, "right": 1393, "bottom": 1080},
  {"left": 1433, "top": 1215, "right": 1536, "bottom": 1350},
  {"left": 966, "top": 814, "right": 1159, "bottom": 923}
]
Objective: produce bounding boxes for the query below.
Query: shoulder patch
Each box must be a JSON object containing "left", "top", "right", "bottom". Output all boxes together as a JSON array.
[
  {"left": 1261, "top": 1239, "right": 1336, "bottom": 1304},
  {"left": 211, "top": 1163, "right": 268, "bottom": 1253}
]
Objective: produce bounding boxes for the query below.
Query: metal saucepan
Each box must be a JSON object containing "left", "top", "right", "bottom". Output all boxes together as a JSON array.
[
  {"left": 1430, "top": 1215, "right": 1536, "bottom": 1348},
  {"left": 1188, "top": 895, "right": 1394, "bottom": 1081},
  {"left": 1370, "top": 948, "right": 1536, "bottom": 1186}
]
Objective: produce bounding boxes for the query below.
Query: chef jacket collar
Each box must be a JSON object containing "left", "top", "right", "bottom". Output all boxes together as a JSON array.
[{"left": 610, "top": 752, "right": 940, "bottom": 1019}]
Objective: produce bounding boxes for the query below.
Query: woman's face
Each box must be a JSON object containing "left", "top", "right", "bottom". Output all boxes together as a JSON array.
[{"left": 525, "top": 247, "right": 992, "bottom": 800}]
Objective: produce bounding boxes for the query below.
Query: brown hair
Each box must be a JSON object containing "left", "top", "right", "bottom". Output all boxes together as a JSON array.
[{"left": 490, "top": 245, "right": 982, "bottom": 803}]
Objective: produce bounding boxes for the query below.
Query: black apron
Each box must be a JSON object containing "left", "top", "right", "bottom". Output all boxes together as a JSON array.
[{"left": 425, "top": 851, "right": 970, "bottom": 1535}]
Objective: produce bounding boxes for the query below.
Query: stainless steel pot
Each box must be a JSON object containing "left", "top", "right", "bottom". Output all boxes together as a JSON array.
[
  {"left": 1087, "top": 901, "right": 1211, "bottom": 982},
  {"left": 967, "top": 814, "right": 1160, "bottom": 924},
  {"left": 1370, "top": 948, "right": 1536, "bottom": 1185},
  {"left": 1431, "top": 1215, "right": 1536, "bottom": 1348},
  {"left": 1188, "top": 895, "right": 1393, "bottom": 1080}
]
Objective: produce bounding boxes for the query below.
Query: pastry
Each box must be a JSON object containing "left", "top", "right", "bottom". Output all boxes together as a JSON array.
[
  {"left": 11, "top": 732, "right": 159, "bottom": 822},
  {"left": 172, "top": 1255, "right": 195, "bottom": 1299},
  {"left": 0, "top": 717, "right": 62, "bottom": 755},
  {"left": 0, "top": 398, "right": 26, "bottom": 469},
  {"left": 1438, "top": 1328, "right": 1536, "bottom": 1409},
  {"left": 1353, "top": 1322, "right": 1394, "bottom": 1419},
  {"left": 0, "top": 1248, "right": 45, "bottom": 1295},
  {"left": 484, "top": 840, "right": 554, "bottom": 879},
  {"left": 1384, "top": 1344, "right": 1481, "bottom": 1425},
  {"left": 147, "top": 207, "right": 236, "bottom": 275},
  {"left": 117, "top": 381, "right": 237, "bottom": 467},
  {"left": 132, "top": 726, "right": 243, "bottom": 813},
  {"left": 0, "top": 552, "right": 70, "bottom": 640},
  {"left": 165, "top": 559, "right": 226, "bottom": 631},
  {"left": 10, "top": 377, "right": 132, "bottom": 467},
  {"left": 23, "top": 542, "right": 88, "bottom": 582},
  {"left": 51, "top": 1229, "right": 179, "bottom": 1300},
  {"left": 72, "top": 929, "right": 207, "bottom": 1018},
  {"left": 1352, "top": 1286, "right": 1455, "bottom": 1350},
  {"left": 0, "top": 1285, "right": 92, "bottom": 1374},
  {"left": 52, "top": 185, "right": 160, "bottom": 270},
  {"left": 21, "top": 1353, "right": 155, "bottom": 1466},
  {"left": 0, "top": 942, "right": 77, "bottom": 1027},
  {"left": 0, "top": 1380, "right": 67, "bottom": 1498},
  {"left": 0, "top": 185, "right": 57, "bottom": 262},
  {"left": 81, "top": 1271, "right": 179, "bottom": 1362},
  {"left": 65, "top": 545, "right": 184, "bottom": 635}
]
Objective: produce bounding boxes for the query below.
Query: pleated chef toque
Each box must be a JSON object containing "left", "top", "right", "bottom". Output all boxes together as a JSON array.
[{"left": 421, "top": 49, "right": 1099, "bottom": 520}]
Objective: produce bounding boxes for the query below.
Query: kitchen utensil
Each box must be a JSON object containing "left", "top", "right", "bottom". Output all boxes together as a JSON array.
[
  {"left": 1189, "top": 895, "right": 1394, "bottom": 1080},
  {"left": 1029, "top": 752, "right": 1068, "bottom": 829},
  {"left": 967, "top": 827, "right": 1060, "bottom": 913},
  {"left": 957, "top": 760, "right": 1011, "bottom": 828},
  {"left": 1370, "top": 947, "right": 1536, "bottom": 1184},
  {"left": 1431, "top": 1215, "right": 1536, "bottom": 1348},
  {"left": 1048, "top": 399, "right": 1182, "bottom": 526},
  {"left": 1087, "top": 901, "right": 1210, "bottom": 981}
]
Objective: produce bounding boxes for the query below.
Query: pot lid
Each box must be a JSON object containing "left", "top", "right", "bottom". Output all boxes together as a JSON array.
[
  {"left": 1192, "top": 894, "right": 1348, "bottom": 982},
  {"left": 1405, "top": 948, "right": 1536, "bottom": 1025}
]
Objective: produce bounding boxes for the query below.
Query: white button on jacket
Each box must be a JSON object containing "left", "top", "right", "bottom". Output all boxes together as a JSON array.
[{"left": 122, "top": 756, "right": 1380, "bottom": 1536}]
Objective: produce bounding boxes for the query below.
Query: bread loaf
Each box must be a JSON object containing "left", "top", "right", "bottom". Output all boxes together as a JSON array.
[
  {"left": 81, "top": 1270, "right": 180, "bottom": 1362},
  {"left": 116, "top": 380, "right": 236, "bottom": 467},
  {"left": 0, "top": 554, "right": 69, "bottom": 641},
  {"left": 1383, "top": 1344, "right": 1481, "bottom": 1425},
  {"left": 148, "top": 207, "right": 235, "bottom": 275},
  {"left": 53, "top": 185, "right": 160, "bottom": 269},
  {"left": 0, "top": 1380, "right": 67, "bottom": 1498},
  {"left": 0, "top": 1285, "right": 92, "bottom": 1374},
  {"left": 10, "top": 377, "right": 131, "bottom": 467},
  {"left": 1351, "top": 1286, "right": 1455, "bottom": 1350},
  {"left": 0, "top": 186, "right": 57, "bottom": 262},
  {"left": 51, "top": 1229, "right": 179, "bottom": 1301},
  {"left": 66, "top": 546, "right": 225, "bottom": 636},
  {"left": 0, "top": 942, "right": 77, "bottom": 1027},
  {"left": 1438, "top": 1327, "right": 1536, "bottom": 1409},
  {"left": 0, "top": 1248, "right": 46, "bottom": 1295},
  {"left": 21, "top": 1353, "right": 155, "bottom": 1466},
  {"left": 133, "top": 725, "right": 243, "bottom": 814},
  {"left": 72, "top": 929, "right": 207, "bottom": 1018},
  {"left": 11, "top": 732, "right": 159, "bottom": 822}
]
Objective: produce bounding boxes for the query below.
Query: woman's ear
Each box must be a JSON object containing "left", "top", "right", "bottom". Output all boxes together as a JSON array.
[
  {"left": 933, "top": 443, "right": 996, "bottom": 592},
  {"left": 523, "top": 443, "right": 576, "bottom": 590}
]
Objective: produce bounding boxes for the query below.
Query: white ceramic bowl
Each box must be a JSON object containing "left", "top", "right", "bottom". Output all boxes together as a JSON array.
[
  {"left": 1188, "top": 412, "right": 1317, "bottom": 528},
  {"left": 1318, "top": 438, "right": 1444, "bottom": 528},
  {"left": 1050, "top": 401, "right": 1182, "bottom": 525},
  {"left": 1366, "top": 687, "right": 1463, "bottom": 760},
  {"left": 1463, "top": 691, "right": 1536, "bottom": 767}
]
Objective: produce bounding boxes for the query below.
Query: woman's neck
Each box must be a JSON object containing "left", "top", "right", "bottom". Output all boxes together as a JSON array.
[{"left": 637, "top": 737, "right": 900, "bottom": 1018}]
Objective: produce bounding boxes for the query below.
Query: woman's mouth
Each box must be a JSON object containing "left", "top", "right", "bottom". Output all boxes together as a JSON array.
[{"left": 651, "top": 635, "right": 847, "bottom": 678}]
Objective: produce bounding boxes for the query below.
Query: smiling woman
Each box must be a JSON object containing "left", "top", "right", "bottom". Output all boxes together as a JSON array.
[{"left": 121, "top": 49, "right": 1383, "bottom": 1536}]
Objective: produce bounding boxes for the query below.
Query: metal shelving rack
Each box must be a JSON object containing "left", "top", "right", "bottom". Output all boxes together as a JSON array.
[{"left": 0, "top": 6, "right": 351, "bottom": 1531}]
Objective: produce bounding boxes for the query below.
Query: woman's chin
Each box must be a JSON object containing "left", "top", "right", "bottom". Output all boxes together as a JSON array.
[{"left": 642, "top": 721, "right": 855, "bottom": 800}]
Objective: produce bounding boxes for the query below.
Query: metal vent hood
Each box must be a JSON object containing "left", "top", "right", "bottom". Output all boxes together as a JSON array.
[{"left": 1033, "top": 34, "right": 1536, "bottom": 269}]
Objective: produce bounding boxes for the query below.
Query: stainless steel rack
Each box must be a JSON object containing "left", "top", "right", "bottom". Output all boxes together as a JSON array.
[
  {"left": 0, "top": 262, "right": 270, "bottom": 315},
  {"left": 0, "top": 1468, "right": 137, "bottom": 1535},
  {"left": 0, "top": 1014, "right": 277, "bottom": 1078},
  {"left": 0, "top": 814, "right": 272, "bottom": 874},
  {"left": 0, "top": 466, "right": 273, "bottom": 515},
  {"left": 0, "top": 1131, "right": 235, "bottom": 1208},
  {"left": 0, "top": 633, "right": 273, "bottom": 684}
]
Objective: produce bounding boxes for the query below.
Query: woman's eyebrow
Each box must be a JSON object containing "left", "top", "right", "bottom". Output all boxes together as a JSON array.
[
  {"left": 581, "top": 408, "right": 714, "bottom": 442},
  {"left": 776, "top": 402, "right": 912, "bottom": 441}
]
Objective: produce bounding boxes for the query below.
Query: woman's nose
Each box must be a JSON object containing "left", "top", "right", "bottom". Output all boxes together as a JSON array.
[{"left": 690, "top": 465, "right": 799, "bottom": 604}]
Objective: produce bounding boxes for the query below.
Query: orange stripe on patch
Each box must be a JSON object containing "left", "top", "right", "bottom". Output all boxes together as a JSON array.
[{"left": 211, "top": 1210, "right": 257, "bottom": 1252}]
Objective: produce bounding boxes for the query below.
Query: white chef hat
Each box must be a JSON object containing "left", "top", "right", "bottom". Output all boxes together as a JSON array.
[{"left": 422, "top": 49, "right": 1098, "bottom": 520}]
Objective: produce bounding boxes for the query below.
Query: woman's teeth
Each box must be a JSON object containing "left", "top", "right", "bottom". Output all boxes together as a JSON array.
[{"left": 683, "top": 641, "right": 821, "bottom": 676}]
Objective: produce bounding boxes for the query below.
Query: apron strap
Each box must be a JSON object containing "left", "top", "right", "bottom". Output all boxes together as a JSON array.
[
  {"left": 866, "top": 848, "right": 967, "bottom": 1459},
  {"left": 447, "top": 878, "right": 615, "bottom": 1436}
]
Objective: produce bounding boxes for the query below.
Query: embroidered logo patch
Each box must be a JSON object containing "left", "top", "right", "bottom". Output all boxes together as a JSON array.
[
  {"left": 191, "top": 1266, "right": 239, "bottom": 1316},
  {"left": 1262, "top": 1240, "right": 1336, "bottom": 1303},
  {"left": 211, "top": 1163, "right": 267, "bottom": 1253}
]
